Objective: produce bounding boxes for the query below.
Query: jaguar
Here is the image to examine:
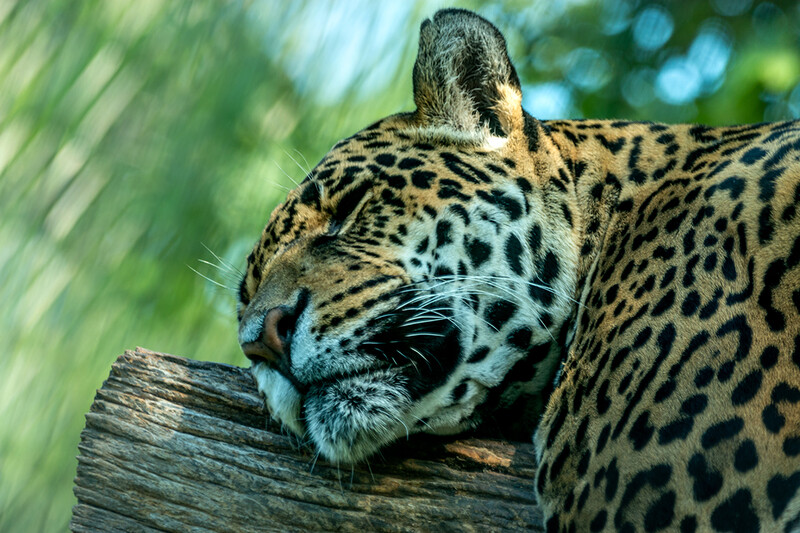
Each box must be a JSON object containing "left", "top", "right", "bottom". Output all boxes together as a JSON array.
[{"left": 237, "top": 9, "right": 800, "bottom": 532}]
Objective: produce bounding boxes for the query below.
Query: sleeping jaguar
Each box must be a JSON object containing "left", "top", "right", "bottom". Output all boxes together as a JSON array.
[{"left": 237, "top": 9, "right": 800, "bottom": 532}]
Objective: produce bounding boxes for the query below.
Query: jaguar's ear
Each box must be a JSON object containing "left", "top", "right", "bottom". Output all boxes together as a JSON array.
[{"left": 412, "top": 9, "right": 523, "bottom": 139}]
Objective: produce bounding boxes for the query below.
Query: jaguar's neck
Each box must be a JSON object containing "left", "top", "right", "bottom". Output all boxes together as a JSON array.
[{"left": 542, "top": 119, "right": 700, "bottom": 304}]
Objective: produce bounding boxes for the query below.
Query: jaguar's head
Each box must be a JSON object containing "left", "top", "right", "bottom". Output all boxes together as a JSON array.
[{"left": 237, "top": 9, "right": 580, "bottom": 463}]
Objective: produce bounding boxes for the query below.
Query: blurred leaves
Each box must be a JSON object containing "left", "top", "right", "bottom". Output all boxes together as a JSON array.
[
  {"left": 502, "top": 0, "right": 800, "bottom": 123},
  {"left": 1, "top": 0, "right": 800, "bottom": 530},
  {"left": 0, "top": 1, "right": 419, "bottom": 530}
]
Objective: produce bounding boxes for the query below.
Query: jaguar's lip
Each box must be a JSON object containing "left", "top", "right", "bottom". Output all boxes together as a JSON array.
[
  {"left": 241, "top": 340, "right": 280, "bottom": 365},
  {"left": 303, "top": 360, "right": 401, "bottom": 390},
  {"left": 354, "top": 319, "right": 463, "bottom": 397}
]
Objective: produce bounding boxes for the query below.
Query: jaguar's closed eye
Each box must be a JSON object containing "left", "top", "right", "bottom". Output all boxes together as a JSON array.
[
  {"left": 328, "top": 181, "right": 373, "bottom": 230},
  {"left": 237, "top": 276, "right": 250, "bottom": 307},
  {"left": 298, "top": 180, "right": 322, "bottom": 209}
]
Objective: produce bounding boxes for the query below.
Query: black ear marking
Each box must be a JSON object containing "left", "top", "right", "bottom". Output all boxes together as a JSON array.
[{"left": 412, "top": 9, "right": 522, "bottom": 137}]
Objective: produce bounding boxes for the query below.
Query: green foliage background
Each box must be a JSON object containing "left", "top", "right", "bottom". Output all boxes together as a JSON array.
[{"left": 1, "top": 0, "right": 798, "bottom": 529}]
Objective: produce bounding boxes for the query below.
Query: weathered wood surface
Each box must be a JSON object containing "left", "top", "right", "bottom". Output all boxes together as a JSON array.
[{"left": 72, "top": 348, "right": 543, "bottom": 532}]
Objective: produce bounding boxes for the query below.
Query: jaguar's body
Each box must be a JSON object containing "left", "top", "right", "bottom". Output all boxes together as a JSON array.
[{"left": 237, "top": 9, "right": 800, "bottom": 532}]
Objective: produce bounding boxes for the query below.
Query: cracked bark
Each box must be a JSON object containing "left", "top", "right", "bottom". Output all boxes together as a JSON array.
[{"left": 71, "top": 348, "right": 543, "bottom": 532}]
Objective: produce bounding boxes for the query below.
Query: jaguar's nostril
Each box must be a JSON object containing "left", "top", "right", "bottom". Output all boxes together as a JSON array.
[
  {"left": 275, "top": 311, "right": 295, "bottom": 345},
  {"left": 240, "top": 290, "right": 309, "bottom": 364},
  {"left": 263, "top": 305, "right": 294, "bottom": 355},
  {"left": 240, "top": 305, "right": 294, "bottom": 365}
]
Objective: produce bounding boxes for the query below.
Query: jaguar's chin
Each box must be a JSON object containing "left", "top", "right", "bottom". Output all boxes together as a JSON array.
[
  {"left": 251, "top": 361, "right": 416, "bottom": 462},
  {"left": 304, "top": 368, "right": 415, "bottom": 463}
]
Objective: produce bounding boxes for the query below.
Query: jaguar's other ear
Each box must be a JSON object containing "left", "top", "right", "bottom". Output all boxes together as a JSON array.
[{"left": 412, "top": 9, "right": 523, "bottom": 138}]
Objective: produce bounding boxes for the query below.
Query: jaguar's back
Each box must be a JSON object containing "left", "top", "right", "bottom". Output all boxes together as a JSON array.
[{"left": 236, "top": 9, "right": 800, "bottom": 531}]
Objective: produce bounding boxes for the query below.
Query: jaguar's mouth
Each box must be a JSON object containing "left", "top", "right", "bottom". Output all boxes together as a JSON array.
[
  {"left": 301, "top": 360, "right": 400, "bottom": 390},
  {"left": 295, "top": 318, "right": 462, "bottom": 401},
  {"left": 356, "top": 319, "right": 462, "bottom": 396},
  {"left": 297, "top": 291, "right": 463, "bottom": 394}
]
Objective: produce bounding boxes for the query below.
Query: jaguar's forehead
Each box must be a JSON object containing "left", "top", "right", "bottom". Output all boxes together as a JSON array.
[
  {"left": 253, "top": 116, "right": 530, "bottom": 245},
  {"left": 238, "top": 119, "right": 527, "bottom": 314}
]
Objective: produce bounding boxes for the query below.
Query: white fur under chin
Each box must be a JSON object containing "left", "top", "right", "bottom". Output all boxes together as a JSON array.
[{"left": 250, "top": 362, "right": 304, "bottom": 436}]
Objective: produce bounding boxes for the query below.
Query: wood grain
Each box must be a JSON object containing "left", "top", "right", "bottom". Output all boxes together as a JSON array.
[{"left": 71, "top": 348, "right": 543, "bottom": 532}]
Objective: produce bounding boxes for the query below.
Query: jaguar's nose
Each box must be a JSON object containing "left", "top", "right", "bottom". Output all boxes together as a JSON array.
[{"left": 240, "top": 306, "right": 296, "bottom": 364}]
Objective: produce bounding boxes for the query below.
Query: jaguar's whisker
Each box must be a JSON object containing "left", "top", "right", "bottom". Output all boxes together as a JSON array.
[
  {"left": 201, "top": 242, "right": 244, "bottom": 277},
  {"left": 272, "top": 159, "right": 301, "bottom": 187},
  {"left": 187, "top": 264, "right": 234, "bottom": 291}
]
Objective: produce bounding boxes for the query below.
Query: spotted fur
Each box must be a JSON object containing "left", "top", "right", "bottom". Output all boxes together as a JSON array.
[{"left": 237, "top": 9, "right": 800, "bottom": 531}]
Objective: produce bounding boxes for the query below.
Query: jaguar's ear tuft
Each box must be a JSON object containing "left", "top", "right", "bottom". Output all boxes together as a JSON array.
[{"left": 412, "top": 9, "right": 523, "bottom": 139}]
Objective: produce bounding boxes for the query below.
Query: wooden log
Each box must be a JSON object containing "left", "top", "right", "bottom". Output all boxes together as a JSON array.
[{"left": 71, "top": 348, "right": 544, "bottom": 532}]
